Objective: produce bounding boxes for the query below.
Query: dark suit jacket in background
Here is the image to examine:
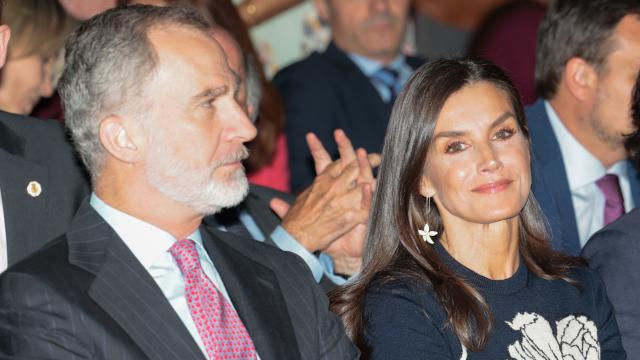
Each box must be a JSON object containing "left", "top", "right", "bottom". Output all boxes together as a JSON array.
[
  {"left": 527, "top": 99, "right": 640, "bottom": 255},
  {"left": 0, "top": 201, "right": 358, "bottom": 360},
  {"left": 274, "top": 42, "right": 423, "bottom": 192},
  {"left": 206, "top": 184, "right": 340, "bottom": 292},
  {"left": 0, "top": 111, "right": 90, "bottom": 267},
  {"left": 582, "top": 208, "right": 640, "bottom": 355}
]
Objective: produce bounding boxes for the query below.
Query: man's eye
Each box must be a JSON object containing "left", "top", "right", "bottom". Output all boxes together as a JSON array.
[
  {"left": 202, "top": 99, "right": 216, "bottom": 108},
  {"left": 493, "top": 127, "right": 515, "bottom": 140},
  {"left": 445, "top": 141, "right": 467, "bottom": 153}
]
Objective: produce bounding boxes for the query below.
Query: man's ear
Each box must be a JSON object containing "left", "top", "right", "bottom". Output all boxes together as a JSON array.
[
  {"left": 98, "top": 115, "right": 143, "bottom": 164},
  {"left": 0, "top": 25, "right": 11, "bottom": 69},
  {"left": 313, "top": 0, "right": 330, "bottom": 23},
  {"left": 563, "top": 57, "right": 599, "bottom": 103}
]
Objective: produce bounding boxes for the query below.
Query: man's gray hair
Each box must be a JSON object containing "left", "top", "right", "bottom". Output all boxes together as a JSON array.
[{"left": 58, "top": 5, "right": 212, "bottom": 182}]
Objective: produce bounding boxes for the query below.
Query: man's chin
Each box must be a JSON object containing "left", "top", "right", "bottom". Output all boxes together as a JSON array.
[{"left": 200, "top": 175, "right": 250, "bottom": 214}]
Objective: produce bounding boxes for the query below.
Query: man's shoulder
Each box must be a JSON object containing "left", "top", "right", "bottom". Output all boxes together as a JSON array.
[
  {"left": 0, "top": 111, "right": 84, "bottom": 169},
  {"left": 4, "top": 234, "right": 73, "bottom": 276},
  {"left": 1, "top": 234, "right": 91, "bottom": 300},
  {"left": 0, "top": 111, "right": 69, "bottom": 147},
  {"left": 582, "top": 209, "right": 640, "bottom": 257},
  {"left": 405, "top": 54, "right": 425, "bottom": 70},
  {"left": 273, "top": 47, "right": 351, "bottom": 87}
]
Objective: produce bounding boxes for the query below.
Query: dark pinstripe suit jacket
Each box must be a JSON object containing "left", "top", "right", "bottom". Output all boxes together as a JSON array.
[
  {"left": 0, "top": 201, "right": 358, "bottom": 360},
  {"left": 0, "top": 111, "right": 90, "bottom": 267}
]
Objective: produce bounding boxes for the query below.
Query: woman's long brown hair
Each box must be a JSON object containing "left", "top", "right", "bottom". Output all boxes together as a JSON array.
[{"left": 329, "top": 58, "right": 585, "bottom": 356}]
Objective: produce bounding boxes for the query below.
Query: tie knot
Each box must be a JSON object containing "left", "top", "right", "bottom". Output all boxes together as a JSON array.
[
  {"left": 169, "top": 238, "right": 201, "bottom": 275},
  {"left": 596, "top": 174, "right": 623, "bottom": 205},
  {"left": 373, "top": 67, "right": 399, "bottom": 87}
]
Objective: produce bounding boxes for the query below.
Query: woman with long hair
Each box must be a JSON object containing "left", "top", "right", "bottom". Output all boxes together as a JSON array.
[{"left": 330, "top": 58, "right": 625, "bottom": 359}]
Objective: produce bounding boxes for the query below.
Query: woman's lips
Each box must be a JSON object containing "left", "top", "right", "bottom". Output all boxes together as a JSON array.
[{"left": 472, "top": 179, "right": 513, "bottom": 194}]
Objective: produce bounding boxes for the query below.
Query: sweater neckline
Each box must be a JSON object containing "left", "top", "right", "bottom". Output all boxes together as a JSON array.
[{"left": 435, "top": 241, "right": 529, "bottom": 295}]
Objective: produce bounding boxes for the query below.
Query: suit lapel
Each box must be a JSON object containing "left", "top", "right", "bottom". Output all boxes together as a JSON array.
[
  {"left": 0, "top": 121, "right": 50, "bottom": 266},
  {"left": 201, "top": 226, "right": 302, "bottom": 360},
  {"left": 242, "top": 191, "right": 280, "bottom": 246},
  {"left": 627, "top": 161, "right": 640, "bottom": 205},
  {"left": 67, "top": 203, "right": 206, "bottom": 360},
  {"left": 528, "top": 100, "right": 581, "bottom": 254}
]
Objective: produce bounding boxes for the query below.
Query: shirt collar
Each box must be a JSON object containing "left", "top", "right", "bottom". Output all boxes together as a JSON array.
[
  {"left": 544, "top": 101, "right": 628, "bottom": 189},
  {"left": 347, "top": 52, "right": 407, "bottom": 77},
  {"left": 89, "top": 193, "right": 202, "bottom": 270}
]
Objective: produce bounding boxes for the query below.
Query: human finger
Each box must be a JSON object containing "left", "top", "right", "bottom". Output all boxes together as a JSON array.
[
  {"left": 307, "top": 132, "right": 332, "bottom": 175},
  {"left": 335, "top": 129, "right": 356, "bottom": 167}
]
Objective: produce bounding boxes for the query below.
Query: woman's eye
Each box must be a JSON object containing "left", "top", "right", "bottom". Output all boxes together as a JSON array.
[
  {"left": 445, "top": 141, "right": 467, "bottom": 153},
  {"left": 493, "top": 127, "right": 515, "bottom": 140}
]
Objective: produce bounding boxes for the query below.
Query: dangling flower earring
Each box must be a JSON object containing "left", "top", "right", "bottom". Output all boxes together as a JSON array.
[{"left": 418, "top": 197, "right": 438, "bottom": 244}]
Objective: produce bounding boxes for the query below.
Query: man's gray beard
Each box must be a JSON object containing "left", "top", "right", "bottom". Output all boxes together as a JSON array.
[{"left": 145, "top": 146, "right": 250, "bottom": 216}]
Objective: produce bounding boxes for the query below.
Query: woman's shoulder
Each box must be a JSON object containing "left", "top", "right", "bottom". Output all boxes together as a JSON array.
[
  {"left": 364, "top": 275, "right": 444, "bottom": 320},
  {"left": 363, "top": 275, "right": 460, "bottom": 358},
  {"left": 366, "top": 274, "right": 433, "bottom": 297}
]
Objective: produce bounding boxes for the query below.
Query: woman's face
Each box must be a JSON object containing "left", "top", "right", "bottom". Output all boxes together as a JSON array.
[
  {"left": 0, "top": 53, "right": 54, "bottom": 114},
  {"left": 420, "top": 81, "right": 531, "bottom": 225}
]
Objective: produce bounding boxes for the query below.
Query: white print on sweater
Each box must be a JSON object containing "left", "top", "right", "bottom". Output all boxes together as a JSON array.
[{"left": 506, "top": 312, "right": 600, "bottom": 360}]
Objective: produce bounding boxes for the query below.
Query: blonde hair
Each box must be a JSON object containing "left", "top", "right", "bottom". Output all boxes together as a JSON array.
[{"left": 3, "top": 0, "right": 77, "bottom": 60}]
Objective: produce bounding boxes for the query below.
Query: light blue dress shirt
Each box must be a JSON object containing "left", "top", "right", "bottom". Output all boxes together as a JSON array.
[
  {"left": 348, "top": 53, "right": 414, "bottom": 103},
  {"left": 90, "top": 194, "right": 261, "bottom": 359},
  {"left": 233, "top": 208, "right": 347, "bottom": 285}
]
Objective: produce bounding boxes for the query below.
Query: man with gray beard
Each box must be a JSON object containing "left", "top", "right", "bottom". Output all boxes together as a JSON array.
[
  {"left": 0, "top": 5, "right": 358, "bottom": 359},
  {"left": 527, "top": 0, "right": 640, "bottom": 255}
]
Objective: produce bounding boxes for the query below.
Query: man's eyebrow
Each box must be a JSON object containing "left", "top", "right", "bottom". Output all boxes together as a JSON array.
[
  {"left": 432, "top": 112, "right": 516, "bottom": 140},
  {"left": 192, "top": 85, "right": 228, "bottom": 100}
]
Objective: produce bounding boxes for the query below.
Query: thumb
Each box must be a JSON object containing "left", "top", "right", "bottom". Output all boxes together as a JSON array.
[{"left": 269, "top": 197, "right": 291, "bottom": 219}]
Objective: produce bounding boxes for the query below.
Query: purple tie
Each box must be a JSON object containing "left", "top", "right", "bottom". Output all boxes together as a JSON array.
[
  {"left": 169, "top": 239, "right": 257, "bottom": 360},
  {"left": 595, "top": 174, "right": 624, "bottom": 226}
]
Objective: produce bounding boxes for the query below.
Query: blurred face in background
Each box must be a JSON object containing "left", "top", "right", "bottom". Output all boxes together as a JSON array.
[
  {"left": 315, "top": 0, "right": 410, "bottom": 64},
  {"left": 0, "top": 49, "right": 54, "bottom": 115},
  {"left": 57, "top": 0, "right": 116, "bottom": 20},
  {"left": 0, "top": 0, "right": 77, "bottom": 115}
]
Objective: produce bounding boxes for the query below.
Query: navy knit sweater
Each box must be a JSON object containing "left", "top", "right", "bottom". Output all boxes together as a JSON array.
[{"left": 364, "top": 242, "right": 626, "bottom": 359}]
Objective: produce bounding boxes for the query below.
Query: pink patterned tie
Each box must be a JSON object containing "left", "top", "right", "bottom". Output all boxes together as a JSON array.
[
  {"left": 169, "top": 239, "right": 257, "bottom": 360},
  {"left": 595, "top": 174, "right": 625, "bottom": 226}
]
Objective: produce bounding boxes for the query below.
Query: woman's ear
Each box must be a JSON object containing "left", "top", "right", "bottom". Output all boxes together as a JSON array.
[{"left": 419, "top": 174, "right": 436, "bottom": 198}]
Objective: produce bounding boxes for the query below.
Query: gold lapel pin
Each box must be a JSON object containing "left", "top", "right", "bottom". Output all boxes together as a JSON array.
[{"left": 27, "top": 181, "right": 42, "bottom": 197}]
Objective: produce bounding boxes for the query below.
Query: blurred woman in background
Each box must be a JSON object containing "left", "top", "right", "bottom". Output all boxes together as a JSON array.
[{"left": 0, "top": 0, "right": 77, "bottom": 115}]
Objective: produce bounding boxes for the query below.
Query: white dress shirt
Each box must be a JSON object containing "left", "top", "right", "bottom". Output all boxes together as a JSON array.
[
  {"left": 0, "top": 188, "right": 7, "bottom": 273},
  {"left": 545, "top": 102, "right": 634, "bottom": 247},
  {"left": 90, "top": 194, "right": 259, "bottom": 359}
]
